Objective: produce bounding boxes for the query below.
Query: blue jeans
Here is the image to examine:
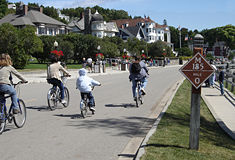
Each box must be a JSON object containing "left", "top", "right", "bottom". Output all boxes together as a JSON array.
[
  {"left": 47, "top": 78, "right": 65, "bottom": 100},
  {"left": 0, "top": 84, "right": 19, "bottom": 109},
  {"left": 81, "top": 92, "right": 95, "bottom": 107},
  {"left": 219, "top": 82, "right": 224, "bottom": 95},
  {"left": 132, "top": 77, "right": 148, "bottom": 98}
]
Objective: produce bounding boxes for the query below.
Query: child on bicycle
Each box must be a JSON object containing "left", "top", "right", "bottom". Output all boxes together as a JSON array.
[
  {"left": 76, "top": 68, "right": 101, "bottom": 112},
  {"left": 0, "top": 53, "right": 28, "bottom": 115},
  {"left": 47, "top": 54, "right": 71, "bottom": 104}
]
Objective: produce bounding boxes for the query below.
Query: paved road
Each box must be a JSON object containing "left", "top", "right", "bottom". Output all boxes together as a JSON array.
[{"left": 0, "top": 66, "right": 182, "bottom": 160}]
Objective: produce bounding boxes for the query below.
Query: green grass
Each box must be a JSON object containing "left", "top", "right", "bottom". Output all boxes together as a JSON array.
[
  {"left": 224, "top": 82, "right": 235, "bottom": 95},
  {"left": 19, "top": 63, "right": 82, "bottom": 71},
  {"left": 141, "top": 80, "right": 235, "bottom": 160}
]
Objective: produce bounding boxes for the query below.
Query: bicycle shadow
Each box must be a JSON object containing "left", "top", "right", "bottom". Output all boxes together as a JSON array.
[
  {"left": 54, "top": 114, "right": 86, "bottom": 119},
  {"left": 105, "top": 103, "right": 136, "bottom": 108},
  {"left": 26, "top": 106, "right": 52, "bottom": 112}
]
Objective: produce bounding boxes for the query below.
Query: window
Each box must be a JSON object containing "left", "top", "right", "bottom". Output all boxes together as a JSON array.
[
  {"left": 49, "top": 28, "right": 53, "bottom": 35},
  {"left": 38, "top": 27, "right": 45, "bottom": 35}
]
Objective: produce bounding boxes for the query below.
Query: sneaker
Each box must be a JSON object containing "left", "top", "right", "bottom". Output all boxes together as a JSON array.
[
  {"left": 141, "top": 88, "right": 146, "bottom": 95},
  {"left": 13, "top": 108, "right": 20, "bottom": 114},
  {"left": 61, "top": 99, "right": 67, "bottom": 104}
]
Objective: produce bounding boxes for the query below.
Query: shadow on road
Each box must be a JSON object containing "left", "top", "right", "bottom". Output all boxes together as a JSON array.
[
  {"left": 105, "top": 103, "right": 136, "bottom": 108},
  {"left": 27, "top": 106, "right": 50, "bottom": 112},
  {"left": 67, "top": 116, "right": 156, "bottom": 137},
  {"left": 54, "top": 114, "right": 84, "bottom": 119}
]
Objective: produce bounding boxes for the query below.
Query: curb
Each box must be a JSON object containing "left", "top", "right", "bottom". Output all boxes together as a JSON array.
[{"left": 135, "top": 77, "right": 185, "bottom": 160}]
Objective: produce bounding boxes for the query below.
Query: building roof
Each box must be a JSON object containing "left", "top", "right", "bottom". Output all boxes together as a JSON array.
[
  {"left": 68, "top": 17, "right": 84, "bottom": 30},
  {"left": 105, "top": 22, "right": 119, "bottom": 32},
  {"left": 92, "top": 11, "right": 104, "bottom": 22},
  {"left": 113, "top": 17, "right": 166, "bottom": 29},
  {"left": 119, "top": 28, "right": 135, "bottom": 38},
  {"left": 0, "top": 8, "right": 66, "bottom": 27},
  {"left": 27, "top": 10, "right": 65, "bottom": 26}
]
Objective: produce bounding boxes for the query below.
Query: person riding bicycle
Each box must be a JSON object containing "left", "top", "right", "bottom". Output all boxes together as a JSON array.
[
  {"left": 129, "top": 56, "right": 149, "bottom": 101},
  {"left": 0, "top": 53, "right": 28, "bottom": 115},
  {"left": 76, "top": 68, "right": 101, "bottom": 112},
  {"left": 47, "top": 54, "right": 71, "bottom": 104}
]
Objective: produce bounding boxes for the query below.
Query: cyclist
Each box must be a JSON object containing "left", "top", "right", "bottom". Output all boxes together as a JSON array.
[
  {"left": 76, "top": 68, "right": 101, "bottom": 112},
  {"left": 47, "top": 54, "right": 71, "bottom": 104},
  {"left": 0, "top": 53, "right": 27, "bottom": 115},
  {"left": 129, "top": 56, "right": 149, "bottom": 101}
]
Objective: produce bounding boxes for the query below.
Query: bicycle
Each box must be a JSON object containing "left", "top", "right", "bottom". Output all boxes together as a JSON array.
[
  {"left": 80, "top": 86, "right": 96, "bottom": 118},
  {"left": 0, "top": 81, "right": 27, "bottom": 134},
  {"left": 134, "top": 78, "right": 144, "bottom": 107},
  {"left": 47, "top": 76, "right": 70, "bottom": 111}
]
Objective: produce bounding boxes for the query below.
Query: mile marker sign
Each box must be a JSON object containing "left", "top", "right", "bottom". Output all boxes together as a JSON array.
[{"left": 179, "top": 52, "right": 215, "bottom": 89}]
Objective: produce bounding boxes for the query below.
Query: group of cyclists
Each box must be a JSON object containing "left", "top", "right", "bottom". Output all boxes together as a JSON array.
[{"left": 0, "top": 52, "right": 149, "bottom": 123}]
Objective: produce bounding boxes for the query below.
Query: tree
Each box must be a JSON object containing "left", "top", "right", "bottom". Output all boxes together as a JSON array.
[
  {"left": 18, "top": 25, "right": 43, "bottom": 58},
  {"left": 148, "top": 41, "right": 172, "bottom": 57},
  {"left": 176, "top": 47, "right": 193, "bottom": 57},
  {"left": 0, "top": 23, "right": 30, "bottom": 68},
  {"left": 0, "top": 0, "right": 7, "bottom": 18},
  {"left": 59, "top": 41, "right": 74, "bottom": 63}
]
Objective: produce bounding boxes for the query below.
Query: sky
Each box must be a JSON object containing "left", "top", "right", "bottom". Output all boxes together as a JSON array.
[{"left": 9, "top": 0, "right": 235, "bottom": 31}]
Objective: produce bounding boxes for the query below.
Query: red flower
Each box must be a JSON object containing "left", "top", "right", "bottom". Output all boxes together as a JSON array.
[{"left": 51, "top": 50, "right": 64, "bottom": 57}]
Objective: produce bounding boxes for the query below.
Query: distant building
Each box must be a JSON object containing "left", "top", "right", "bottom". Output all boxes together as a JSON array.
[
  {"left": 205, "top": 41, "right": 228, "bottom": 58},
  {"left": 0, "top": 4, "right": 69, "bottom": 36},
  {"left": 8, "top": 3, "right": 16, "bottom": 10},
  {"left": 58, "top": 10, "right": 70, "bottom": 22},
  {"left": 113, "top": 17, "right": 172, "bottom": 47},
  {"left": 69, "top": 9, "right": 119, "bottom": 38}
]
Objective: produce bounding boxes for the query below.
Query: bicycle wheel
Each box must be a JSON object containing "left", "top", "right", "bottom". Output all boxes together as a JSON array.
[
  {"left": 62, "top": 87, "right": 69, "bottom": 107},
  {"left": 0, "top": 105, "right": 6, "bottom": 134},
  {"left": 47, "top": 88, "right": 57, "bottom": 111},
  {"left": 135, "top": 88, "right": 140, "bottom": 107},
  {"left": 81, "top": 101, "right": 88, "bottom": 118},
  {"left": 13, "top": 99, "right": 26, "bottom": 128}
]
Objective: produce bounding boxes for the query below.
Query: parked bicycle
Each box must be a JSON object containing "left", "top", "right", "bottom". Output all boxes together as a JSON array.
[
  {"left": 134, "top": 78, "right": 144, "bottom": 107},
  {"left": 47, "top": 76, "right": 70, "bottom": 110},
  {"left": 0, "top": 81, "right": 27, "bottom": 134},
  {"left": 80, "top": 86, "right": 95, "bottom": 118}
]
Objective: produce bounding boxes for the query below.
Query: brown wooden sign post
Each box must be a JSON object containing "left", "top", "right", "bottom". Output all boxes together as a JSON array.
[{"left": 179, "top": 49, "right": 215, "bottom": 150}]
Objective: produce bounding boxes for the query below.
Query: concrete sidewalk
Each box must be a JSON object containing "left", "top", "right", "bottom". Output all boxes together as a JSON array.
[{"left": 201, "top": 83, "right": 235, "bottom": 140}]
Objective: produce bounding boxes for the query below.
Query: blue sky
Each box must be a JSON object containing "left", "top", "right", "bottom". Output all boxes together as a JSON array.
[{"left": 9, "top": 0, "right": 235, "bottom": 31}]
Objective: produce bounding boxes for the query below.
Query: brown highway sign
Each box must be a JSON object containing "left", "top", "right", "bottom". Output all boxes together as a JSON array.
[{"left": 179, "top": 52, "right": 215, "bottom": 89}]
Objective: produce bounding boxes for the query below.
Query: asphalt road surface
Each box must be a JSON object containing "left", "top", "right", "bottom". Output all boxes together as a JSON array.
[{"left": 0, "top": 66, "right": 183, "bottom": 160}]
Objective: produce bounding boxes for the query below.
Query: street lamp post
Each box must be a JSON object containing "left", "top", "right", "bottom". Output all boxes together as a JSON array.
[{"left": 54, "top": 40, "right": 58, "bottom": 49}]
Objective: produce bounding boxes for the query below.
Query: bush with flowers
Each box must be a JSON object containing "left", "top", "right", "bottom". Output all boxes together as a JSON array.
[{"left": 96, "top": 53, "right": 104, "bottom": 60}]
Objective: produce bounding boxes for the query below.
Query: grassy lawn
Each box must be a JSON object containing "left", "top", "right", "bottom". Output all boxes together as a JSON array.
[
  {"left": 224, "top": 82, "right": 235, "bottom": 95},
  {"left": 141, "top": 80, "right": 235, "bottom": 160},
  {"left": 20, "top": 63, "right": 82, "bottom": 71}
]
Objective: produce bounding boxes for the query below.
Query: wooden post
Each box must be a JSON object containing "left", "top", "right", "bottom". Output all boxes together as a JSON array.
[
  {"left": 189, "top": 34, "right": 204, "bottom": 150},
  {"left": 189, "top": 86, "right": 201, "bottom": 150}
]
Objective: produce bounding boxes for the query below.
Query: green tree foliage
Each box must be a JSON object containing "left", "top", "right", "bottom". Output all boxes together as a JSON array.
[
  {"left": 61, "top": 5, "right": 130, "bottom": 22},
  {"left": 18, "top": 25, "right": 43, "bottom": 56},
  {"left": 0, "top": 23, "right": 42, "bottom": 68},
  {"left": 43, "top": 6, "right": 59, "bottom": 20},
  {"left": 99, "top": 41, "right": 119, "bottom": 58},
  {"left": 0, "top": 0, "right": 8, "bottom": 18},
  {"left": 201, "top": 25, "right": 235, "bottom": 49},
  {"left": 38, "top": 36, "right": 55, "bottom": 63},
  {"left": 148, "top": 41, "right": 172, "bottom": 57},
  {"left": 59, "top": 40, "right": 74, "bottom": 63},
  {"left": 176, "top": 47, "right": 193, "bottom": 57}
]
